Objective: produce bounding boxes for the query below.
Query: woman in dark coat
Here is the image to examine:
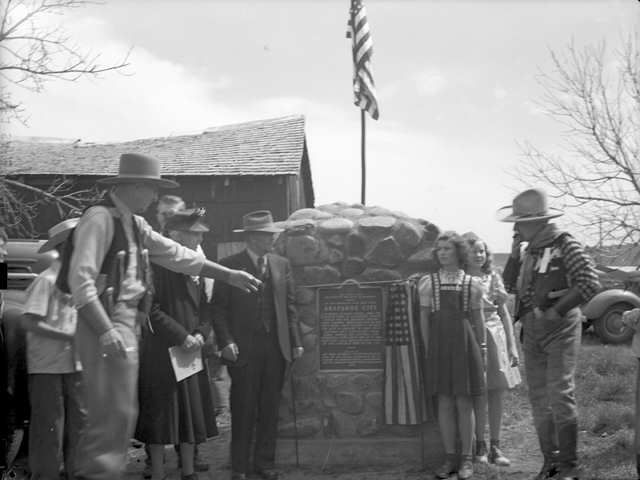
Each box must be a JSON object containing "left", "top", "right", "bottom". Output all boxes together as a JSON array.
[{"left": 136, "top": 209, "right": 218, "bottom": 480}]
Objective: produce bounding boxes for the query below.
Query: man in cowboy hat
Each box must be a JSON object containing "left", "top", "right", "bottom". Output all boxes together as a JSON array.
[
  {"left": 499, "top": 188, "right": 600, "bottom": 480},
  {"left": 20, "top": 218, "right": 87, "bottom": 480},
  {"left": 212, "top": 210, "right": 304, "bottom": 480},
  {"left": 66, "top": 153, "right": 261, "bottom": 480}
]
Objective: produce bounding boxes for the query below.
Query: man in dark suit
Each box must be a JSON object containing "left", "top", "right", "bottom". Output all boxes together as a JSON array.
[{"left": 213, "top": 210, "right": 304, "bottom": 480}]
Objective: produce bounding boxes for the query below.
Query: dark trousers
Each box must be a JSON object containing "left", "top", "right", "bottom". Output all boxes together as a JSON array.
[
  {"left": 29, "top": 372, "right": 87, "bottom": 480},
  {"left": 228, "top": 329, "right": 285, "bottom": 475},
  {"left": 522, "top": 308, "right": 581, "bottom": 474}
]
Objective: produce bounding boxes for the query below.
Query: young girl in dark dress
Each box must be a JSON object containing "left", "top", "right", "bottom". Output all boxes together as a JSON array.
[{"left": 419, "top": 231, "right": 487, "bottom": 479}]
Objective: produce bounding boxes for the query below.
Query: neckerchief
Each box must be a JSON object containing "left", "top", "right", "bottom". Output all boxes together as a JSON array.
[{"left": 516, "top": 222, "right": 564, "bottom": 295}]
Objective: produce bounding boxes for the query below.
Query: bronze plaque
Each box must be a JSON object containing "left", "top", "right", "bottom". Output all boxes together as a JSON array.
[{"left": 318, "top": 284, "right": 384, "bottom": 371}]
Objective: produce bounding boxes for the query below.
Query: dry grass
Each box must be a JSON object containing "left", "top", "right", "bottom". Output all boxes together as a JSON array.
[
  {"left": 569, "top": 333, "right": 638, "bottom": 479},
  {"left": 493, "top": 328, "right": 640, "bottom": 479}
]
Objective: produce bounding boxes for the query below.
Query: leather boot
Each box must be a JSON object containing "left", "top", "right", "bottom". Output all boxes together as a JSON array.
[
  {"left": 533, "top": 452, "right": 559, "bottom": 480},
  {"left": 534, "top": 414, "right": 559, "bottom": 462},
  {"left": 556, "top": 421, "right": 579, "bottom": 479},
  {"left": 435, "top": 453, "right": 457, "bottom": 479}
]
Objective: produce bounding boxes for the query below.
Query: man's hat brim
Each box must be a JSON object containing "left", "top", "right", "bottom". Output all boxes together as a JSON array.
[
  {"left": 496, "top": 205, "right": 564, "bottom": 223},
  {"left": 233, "top": 225, "right": 284, "bottom": 233},
  {"left": 233, "top": 227, "right": 284, "bottom": 233},
  {"left": 168, "top": 223, "right": 210, "bottom": 233},
  {"left": 97, "top": 175, "right": 179, "bottom": 189}
]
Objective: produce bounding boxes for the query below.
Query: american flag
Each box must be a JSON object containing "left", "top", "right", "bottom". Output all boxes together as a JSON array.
[
  {"left": 383, "top": 282, "right": 426, "bottom": 425},
  {"left": 346, "top": 0, "right": 379, "bottom": 120}
]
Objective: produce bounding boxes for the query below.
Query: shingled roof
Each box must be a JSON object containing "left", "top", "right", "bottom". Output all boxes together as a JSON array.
[{"left": 2, "top": 115, "right": 307, "bottom": 177}]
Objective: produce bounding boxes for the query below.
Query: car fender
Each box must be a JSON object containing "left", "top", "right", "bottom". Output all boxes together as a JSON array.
[
  {"left": 1, "top": 289, "right": 28, "bottom": 387},
  {"left": 582, "top": 289, "right": 640, "bottom": 320}
]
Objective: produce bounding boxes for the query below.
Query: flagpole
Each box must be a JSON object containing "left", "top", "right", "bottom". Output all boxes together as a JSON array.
[{"left": 360, "top": 109, "right": 366, "bottom": 205}]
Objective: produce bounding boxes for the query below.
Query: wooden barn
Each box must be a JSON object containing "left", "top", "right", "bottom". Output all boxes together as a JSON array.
[{"left": 2, "top": 115, "right": 315, "bottom": 260}]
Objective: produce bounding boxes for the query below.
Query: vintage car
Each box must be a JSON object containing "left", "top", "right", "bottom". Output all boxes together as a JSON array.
[
  {"left": 0, "top": 240, "right": 55, "bottom": 473},
  {"left": 581, "top": 265, "right": 640, "bottom": 344},
  {"left": 2, "top": 239, "right": 55, "bottom": 335}
]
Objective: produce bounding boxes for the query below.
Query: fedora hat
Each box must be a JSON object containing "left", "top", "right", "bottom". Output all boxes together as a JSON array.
[
  {"left": 38, "top": 217, "right": 80, "bottom": 253},
  {"left": 97, "top": 153, "right": 179, "bottom": 189},
  {"left": 497, "top": 188, "right": 563, "bottom": 223},
  {"left": 233, "top": 210, "right": 283, "bottom": 233},
  {"left": 165, "top": 208, "right": 210, "bottom": 233}
]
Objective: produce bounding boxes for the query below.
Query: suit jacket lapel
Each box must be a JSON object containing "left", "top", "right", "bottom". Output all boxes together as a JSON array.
[{"left": 267, "top": 253, "right": 282, "bottom": 292}]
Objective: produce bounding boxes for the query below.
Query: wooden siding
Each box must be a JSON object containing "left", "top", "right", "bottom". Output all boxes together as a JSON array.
[{"left": 9, "top": 174, "right": 307, "bottom": 261}]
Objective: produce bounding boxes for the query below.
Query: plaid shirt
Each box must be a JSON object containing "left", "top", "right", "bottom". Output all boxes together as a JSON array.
[{"left": 503, "top": 233, "right": 600, "bottom": 313}]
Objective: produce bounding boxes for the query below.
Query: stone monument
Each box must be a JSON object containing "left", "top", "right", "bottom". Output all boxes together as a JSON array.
[{"left": 273, "top": 202, "right": 443, "bottom": 468}]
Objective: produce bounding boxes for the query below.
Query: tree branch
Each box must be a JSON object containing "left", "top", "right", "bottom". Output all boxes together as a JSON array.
[{"left": 516, "top": 34, "right": 640, "bottom": 245}]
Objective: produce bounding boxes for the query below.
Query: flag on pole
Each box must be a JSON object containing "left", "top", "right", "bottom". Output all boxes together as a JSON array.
[
  {"left": 346, "top": 0, "right": 380, "bottom": 120},
  {"left": 383, "top": 282, "right": 426, "bottom": 425}
]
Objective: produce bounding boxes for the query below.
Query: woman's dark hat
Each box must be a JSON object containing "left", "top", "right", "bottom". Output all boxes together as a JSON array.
[
  {"left": 497, "top": 188, "right": 563, "bottom": 223},
  {"left": 233, "top": 210, "right": 283, "bottom": 233},
  {"left": 97, "top": 153, "right": 179, "bottom": 189},
  {"left": 165, "top": 208, "right": 210, "bottom": 232}
]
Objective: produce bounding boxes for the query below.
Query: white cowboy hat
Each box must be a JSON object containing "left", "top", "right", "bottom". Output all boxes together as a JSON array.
[
  {"left": 497, "top": 188, "right": 563, "bottom": 223},
  {"left": 38, "top": 217, "right": 80, "bottom": 253}
]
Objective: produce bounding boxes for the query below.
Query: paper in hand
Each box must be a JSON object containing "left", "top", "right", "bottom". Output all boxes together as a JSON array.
[{"left": 168, "top": 346, "right": 203, "bottom": 382}]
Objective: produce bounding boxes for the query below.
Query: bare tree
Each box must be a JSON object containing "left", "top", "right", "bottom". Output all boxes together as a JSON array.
[
  {"left": 0, "top": 0, "right": 131, "bottom": 120},
  {"left": 518, "top": 34, "right": 640, "bottom": 246},
  {"left": 0, "top": 175, "right": 104, "bottom": 236},
  {"left": 0, "top": 0, "right": 128, "bottom": 235}
]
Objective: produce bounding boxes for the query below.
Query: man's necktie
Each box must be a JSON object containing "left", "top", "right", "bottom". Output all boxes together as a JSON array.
[
  {"left": 257, "top": 255, "right": 270, "bottom": 332},
  {"left": 257, "top": 255, "right": 267, "bottom": 279}
]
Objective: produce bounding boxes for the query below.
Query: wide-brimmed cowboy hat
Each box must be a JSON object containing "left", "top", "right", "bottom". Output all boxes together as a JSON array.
[
  {"left": 97, "top": 153, "right": 179, "bottom": 189},
  {"left": 233, "top": 210, "right": 284, "bottom": 233},
  {"left": 165, "top": 208, "right": 210, "bottom": 233},
  {"left": 497, "top": 188, "right": 563, "bottom": 223},
  {"left": 38, "top": 217, "right": 80, "bottom": 253}
]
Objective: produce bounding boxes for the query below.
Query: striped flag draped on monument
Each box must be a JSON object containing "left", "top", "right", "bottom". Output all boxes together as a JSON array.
[
  {"left": 346, "top": 0, "right": 379, "bottom": 120},
  {"left": 384, "top": 282, "right": 426, "bottom": 425}
]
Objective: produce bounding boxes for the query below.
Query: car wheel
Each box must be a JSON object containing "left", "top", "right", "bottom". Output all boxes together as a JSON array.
[{"left": 593, "top": 302, "right": 635, "bottom": 344}]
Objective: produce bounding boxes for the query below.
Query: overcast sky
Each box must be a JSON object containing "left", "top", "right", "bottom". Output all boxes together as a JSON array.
[{"left": 4, "top": 0, "right": 638, "bottom": 250}]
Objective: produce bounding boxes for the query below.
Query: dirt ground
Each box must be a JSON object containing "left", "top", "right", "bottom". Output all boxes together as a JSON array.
[
  {"left": 7, "top": 334, "right": 636, "bottom": 479},
  {"left": 124, "top": 410, "right": 547, "bottom": 480},
  {"left": 123, "top": 334, "right": 640, "bottom": 480}
]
